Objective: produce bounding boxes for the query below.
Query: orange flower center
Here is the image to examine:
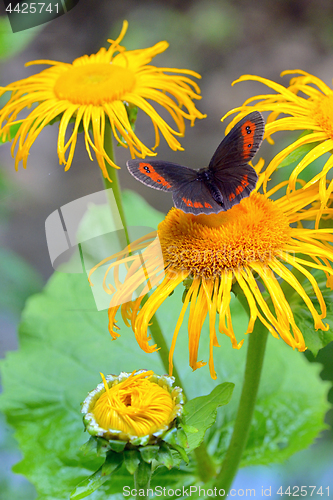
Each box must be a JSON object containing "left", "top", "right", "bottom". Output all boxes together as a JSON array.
[
  {"left": 313, "top": 94, "right": 333, "bottom": 138},
  {"left": 54, "top": 63, "right": 136, "bottom": 105},
  {"left": 158, "top": 193, "right": 291, "bottom": 278}
]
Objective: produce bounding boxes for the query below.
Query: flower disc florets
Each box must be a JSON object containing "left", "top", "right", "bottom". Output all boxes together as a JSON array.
[
  {"left": 82, "top": 370, "right": 184, "bottom": 446},
  {"left": 158, "top": 193, "right": 291, "bottom": 278}
]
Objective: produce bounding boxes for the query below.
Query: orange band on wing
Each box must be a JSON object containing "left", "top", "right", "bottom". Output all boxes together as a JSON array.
[
  {"left": 182, "top": 198, "right": 207, "bottom": 209},
  {"left": 241, "top": 121, "right": 256, "bottom": 159},
  {"left": 139, "top": 163, "right": 172, "bottom": 189},
  {"left": 182, "top": 197, "right": 193, "bottom": 207},
  {"left": 229, "top": 175, "right": 250, "bottom": 201}
]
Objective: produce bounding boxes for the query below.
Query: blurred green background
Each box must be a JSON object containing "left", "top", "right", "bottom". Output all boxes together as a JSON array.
[{"left": 0, "top": 0, "right": 333, "bottom": 498}]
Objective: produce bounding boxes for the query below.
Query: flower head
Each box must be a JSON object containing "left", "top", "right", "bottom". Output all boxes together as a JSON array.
[
  {"left": 82, "top": 370, "right": 184, "bottom": 444},
  {"left": 89, "top": 162, "right": 333, "bottom": 379},
  {"left": 0, "top": 21, "right": 205, "bottom": 179},
  {"left": 223, "top": 70, "right": 333, "bottom": 214}
]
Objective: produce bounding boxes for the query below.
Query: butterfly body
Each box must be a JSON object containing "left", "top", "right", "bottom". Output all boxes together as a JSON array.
[
  {"left": 196, "top": 169, "right": 224, "bottom": 205},
  {"left": 127, "top": 111, "right": 265, "bottom": 215}
]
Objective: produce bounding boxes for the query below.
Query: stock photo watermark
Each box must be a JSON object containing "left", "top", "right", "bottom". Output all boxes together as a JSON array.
[
  {"left": 3, "top": 0, "right": 80, "bottom": 32},
  {"left": 122, "top": 485, "right": 331, "bottom": 498},
  {"left": 44, "top": 188, "right": 163, "bottom": 311}
]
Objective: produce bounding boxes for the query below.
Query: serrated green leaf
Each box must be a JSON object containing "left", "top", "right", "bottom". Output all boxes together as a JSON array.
[
  {"left": 0, "top": 413, "right": 36, "bottom": 500},
  {"left": 183, "top": 383, "right": 234, "bottom": 452}
]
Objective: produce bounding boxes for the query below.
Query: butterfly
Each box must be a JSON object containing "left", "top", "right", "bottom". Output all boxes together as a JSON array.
[{"left": 127, "top": 111, "right": 265, "bottom": 215}]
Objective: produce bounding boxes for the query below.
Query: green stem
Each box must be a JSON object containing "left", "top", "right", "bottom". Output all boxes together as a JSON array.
[
  {"left": 147, "top": 311, "right": 185, "bottom": 396},
  {"left": 214, "top": 317, "right": 268, "bottom": 493},
  {"left": 194, "top": 442, "right": 217, "bottom": 482},
  {"left": 102, "top": 120, "right": 130, "bottom": 246}
]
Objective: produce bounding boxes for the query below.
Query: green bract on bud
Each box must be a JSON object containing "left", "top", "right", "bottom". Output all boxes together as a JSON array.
[{"left": 71, "top": 370, "right": 188, "bottom": 500}]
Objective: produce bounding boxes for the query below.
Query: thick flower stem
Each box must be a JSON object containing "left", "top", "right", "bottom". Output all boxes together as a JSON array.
[
  {"left": 214, "top": 318, "right": 268, "bottom": 493},
  {"left": 102, "top": 120, "right": 130, "bottom": 247}
]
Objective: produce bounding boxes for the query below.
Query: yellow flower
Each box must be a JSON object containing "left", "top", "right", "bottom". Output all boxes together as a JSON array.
[
  {"left": 89, "top": 163, "right": 333, "bottom": 379},
  {"left": 82, "top": 370, "right": 184, "bottom": 443},
  {"left": 0, "top": 21, "right": 205, "bottom": 179},
  {"left": 223, "top": 70, "right": 333, "bottom": 214}
]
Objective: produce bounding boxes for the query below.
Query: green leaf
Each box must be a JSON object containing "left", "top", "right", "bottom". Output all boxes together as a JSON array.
[
  {"left": 102, "top": 452, "right": 123, "bottom": 475},
  {"left": 70, "top": 466, "right": 109, "bottom": 500},
  {"left": 204, "top": 337, "right": 331, "bottom": 467},
  {"left": 183, "top": 383, "right": 234, "bottom": 452},
  {"left": 294, "top": 308, "right": 333, "bottom": 356},
  {"left": 278, "top": 131, "right": 320, "bottom": 168},
  {"left": 0, "top": 413, "right": 36, "bottom": 500},
  {"left": 163, "top": 427, "right": 178, "bottom": 446},
  {"left": 0, "top": 190, "right": 331, "bottom": 499},
  {"left": 0, "top": 122, "right": 23, "bottom": 145},
  {"left": 70, "top": 453, "right": 123, "bottom": 500},
  {"left": 176, "top": 428, "right": 188, "bottom": 448},
  {"left": 169, "top": 443, "right": 189, "bottom": 464},
  {"left": 291, "top": 270, "right": 333, "bottom": 356},
  {"left": 122, "top": 189, "right": 165, "bottom": 228}
]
